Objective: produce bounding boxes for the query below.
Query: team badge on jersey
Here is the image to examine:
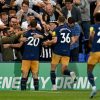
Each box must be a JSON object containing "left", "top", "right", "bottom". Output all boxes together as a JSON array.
[{"left": 52, "top": 31, "right": 56, "bottom": 37}]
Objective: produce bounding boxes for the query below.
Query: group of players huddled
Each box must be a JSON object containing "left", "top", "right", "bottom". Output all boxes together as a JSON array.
[{"left": 20, "top": 10, "right": 100, "bottom": 99}]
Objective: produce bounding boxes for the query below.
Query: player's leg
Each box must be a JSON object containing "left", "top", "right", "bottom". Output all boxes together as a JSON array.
[
  {"left": 61, "top": 56, "right": 77, "bottom": 83},
  {"left": 31, "top": 61, "right": 39, "bottom": 90},
  {"left": 87, "top": 64, "right": 96, "bottom": 98},
  {"left": 51, "top": 53, "right": 60, "bottom": 90},
  {"left": 21, "top": 60, "right": 31, "bottom": 90},
  {"left": 87, "top": 52, "right": 99, "bottom": 98}
]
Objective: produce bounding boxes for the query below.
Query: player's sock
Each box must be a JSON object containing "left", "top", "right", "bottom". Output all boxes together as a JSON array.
[
  {"left": 34, "top": 78, "right": 39, "bottom": 90},
  {"left": 70, "top": 72, "right": 77, "bottom": 83},
  {"left": 63, "top": 69, "right": 71, "bottom": 76},
  {"left": 64, "top": 70, "right": 77, "bottom": 83},
  {"left": 50, "top": 71, "right": 56, "bottom": 85},
  {"left": 88, "top": 71, "right": 95, "bottom": 86},
  {"left": 21, "top": 78, "right": 27, "bottom": 90},
  {"left": 52, "top": 85, "right": 57, "bottom": 90},
  {"left": 90, "top": 86, "right": 97, "bottom": 98}
]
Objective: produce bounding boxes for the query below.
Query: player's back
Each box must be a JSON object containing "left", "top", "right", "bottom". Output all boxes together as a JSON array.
[
  {"left": 22, "top": 29, "right": 41, "bottom": 60},
  {"left": 53, "top": 24, "right": 71, "bottom": 56},
  {"left": 92, "top": 23, "right": 100, "bottom": 52}
]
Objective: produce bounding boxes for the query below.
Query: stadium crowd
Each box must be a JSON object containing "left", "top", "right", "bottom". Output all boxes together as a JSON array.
[{"left": 0, "top": 0, "right": 99, "bottom": 62}]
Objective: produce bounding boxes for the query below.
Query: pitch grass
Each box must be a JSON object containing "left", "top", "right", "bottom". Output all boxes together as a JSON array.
[{"left": 0, "top": 90, "right": 100, "bottom": 100}]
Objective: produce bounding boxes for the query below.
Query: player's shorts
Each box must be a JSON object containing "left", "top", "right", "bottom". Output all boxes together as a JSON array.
[
  {"left": 21, "top": 60, "right": 39, "bottom": 74},
  {"left": 51, "top": 53, "right": 70, "bottom": 65},
  {"left": 88, "top": 52, "right": 100, "bottom": 65}
]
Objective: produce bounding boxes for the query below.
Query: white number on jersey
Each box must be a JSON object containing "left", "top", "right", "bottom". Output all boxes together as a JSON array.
[
  {"left": 97, "top": 31, "right": 100, "bottom": 44},
  {"left": 60, "top": 33, "right": 70, "bottom": 43},
  {"left": 27, "top": 37, "right": 40, "bottom": 46}
]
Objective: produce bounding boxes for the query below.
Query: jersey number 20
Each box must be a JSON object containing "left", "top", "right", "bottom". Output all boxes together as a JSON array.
[{"left": 27, "top": 37, "right": 40, "bottom": 46}]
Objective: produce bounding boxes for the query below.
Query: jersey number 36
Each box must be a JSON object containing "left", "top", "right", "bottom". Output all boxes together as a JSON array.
[{"left": 60, "top": 33, "right": 70, "bottom": 43}]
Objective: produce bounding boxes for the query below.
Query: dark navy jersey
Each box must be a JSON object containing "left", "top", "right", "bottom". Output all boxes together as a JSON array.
[
  {"left": 22, "top": 29, "right": 42, "bottom": 60},
  {"left": 91, "top": 23, "right": 100, "bottom": 52},
  {"left": 52, "top": 24, "right": 71, "bottom": 56}
]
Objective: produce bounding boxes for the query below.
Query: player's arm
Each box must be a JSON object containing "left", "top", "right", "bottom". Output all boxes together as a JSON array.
[
  {"left": 43, "top": 31, "right": 57, "bottom": 46},
  {"left": 93, "top": 1, "right": 100, "bottom": 16},
  {"left": 71, "top": 35, "right": 79, "bottom": 45},
  {"left": 43, "top": 37, "right": 57, "bottom": 46},
  {"left": 33, "top": 33, "right": 44, "bottom": 39},
  {"left": 1, "top": 34, "right": 21, "bottom": 44},
  {"left": 3, "top": 42, "right": 24, "bottom": 49}
]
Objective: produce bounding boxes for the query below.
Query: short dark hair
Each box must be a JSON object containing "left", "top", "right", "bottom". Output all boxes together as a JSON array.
[
  {"left": 22, "top": 0, "right": 29, "bottom": 6},
  {"left": 58, "top": 16, "right": 66, "bottom": 23},
  {"left": 68, "top": 17, "right": 75, "bottom": 24},
  {"left": 29, "top": 20, "right": 37, "bottom": 28},
  {"left": 94, "top": 12, "right": 100, "bottom": 22},
  {"left": 65, "top": 0, "right": 73, "bottom": 3}
]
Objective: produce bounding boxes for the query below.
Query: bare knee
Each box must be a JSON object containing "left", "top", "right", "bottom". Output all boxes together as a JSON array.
[
  {"left": 32, "top": 72, "right": 38, "bottom": 79},
  {"left": 51, "top": 64, "right": 57, "bottom": 71},
  {"left": 21, "top": 70, "right": 29, "bottom": 78},
  {"left": 61, "top": 65, "right": 67, "bottom": 74},
  {"left": 87, "top": 64, "right": 95, "bottom": 72}
]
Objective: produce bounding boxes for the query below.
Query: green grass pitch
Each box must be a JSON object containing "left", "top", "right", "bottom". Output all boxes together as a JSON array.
[{"left": 0, "top": 90, "right": 100, "bottom": 100}]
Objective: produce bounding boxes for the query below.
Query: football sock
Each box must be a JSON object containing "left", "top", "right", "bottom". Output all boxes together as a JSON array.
[
  {"left": 88, "top": 71, "right": 95, "bottom": 86},
  {"left": 50, "top": 71, "right": 56, "bottom": 85},
  {"left": 63, "top": 69, "right": 71, "bottom": 76},
  {"left": 34, "top": 79, "right": 39, "bottom": 90},
  {"left": 21, "top": 78, "right": 27, "bottom": 90}
]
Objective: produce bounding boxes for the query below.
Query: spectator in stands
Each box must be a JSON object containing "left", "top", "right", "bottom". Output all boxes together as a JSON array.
[
  {"left": 0, "top": 14, "right": 7, "bottom": 29},
  {"left": 21, "top": 12, "right": 41, "bottom": 31},
  {"left": 0, "top": 26, "right": 23, "bottom": 61},
  {"left": 9, "top": 16, "right": 20, "bottom": 29},
  {"left": 0, "top": 0, "right": 5, "bottom": 13},
  {"left": 67, "top": 17, "right": 81, "bottom": 62},
  {"left": 9, "top": 10, "right": 16, "bottom": 18},
  {"left": 0, "top": 16, "right": 23, "bottom": 61},
  {"left": 78, "top": 0, "right": 91, "bottom": 60},
  {"left": 0, "top": 12, "right": 8, "bottom": 26},
  {"left": 62, "top": 0, "right": 81, "bottom": 23},
  {"left": 16, "top": 0, "right": 42, "bottom": 23},
  {"left": 42, "top": 4, "right": 62, "bottom": 23}
]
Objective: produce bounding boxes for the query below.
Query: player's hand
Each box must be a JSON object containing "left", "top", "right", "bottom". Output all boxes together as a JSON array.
[
  {"left": 43, "top": 40, "right": 51, "bottom": 46},
  {"left": 19, "top": 9, "right": 24, "bottom": 15},
  {"left": 43, "top": 41, "right": 48, "bottom": 46}
]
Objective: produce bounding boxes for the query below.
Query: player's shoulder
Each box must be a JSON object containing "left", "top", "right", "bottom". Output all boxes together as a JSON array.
[{"left": 90, "top": 23, "right": 100, "bottom": 32}]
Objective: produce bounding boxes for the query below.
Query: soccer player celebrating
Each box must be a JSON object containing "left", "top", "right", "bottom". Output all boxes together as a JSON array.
[
  {"left": 44, "top": 16, "right": 77, "bottom": 90},
  {"left": 87, "top": 11, "right": 100, "bottom": 98},
  {"left": 20, "top": 19, "right": 42, "bottom": 91}
]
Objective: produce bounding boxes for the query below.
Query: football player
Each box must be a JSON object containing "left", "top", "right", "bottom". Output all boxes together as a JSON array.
[
  {"left": 87, "top": 11, "right": 100, "bottom": 98},
  {"left": 44, "top": 16, "right": 77, "bottom": 90},
  {"left": 20, "top": 19, "right": 42, "bottom": 90}
]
